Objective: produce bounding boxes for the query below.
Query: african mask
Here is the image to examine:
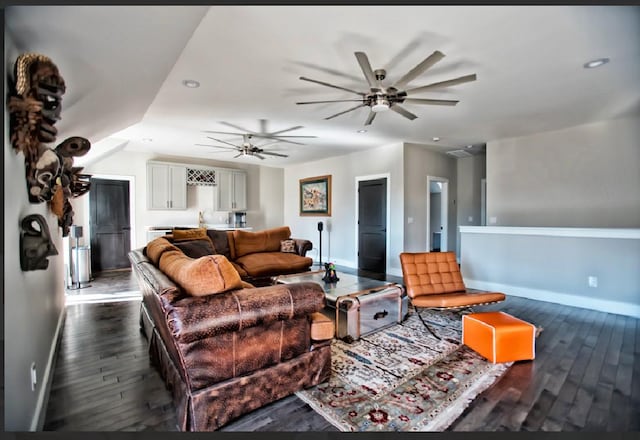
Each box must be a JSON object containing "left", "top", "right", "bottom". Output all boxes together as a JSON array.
[{"left": 20, "top": 214, "right": 58, "bottom": 271}]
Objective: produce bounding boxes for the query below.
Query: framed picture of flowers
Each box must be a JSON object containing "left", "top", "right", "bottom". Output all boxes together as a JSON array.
[{"left": 299, "top": 175, "right": 331, "bottom": 216}]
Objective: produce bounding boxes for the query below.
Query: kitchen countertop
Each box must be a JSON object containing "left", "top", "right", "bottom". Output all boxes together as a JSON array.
[{"left": 147, "top": 224, "right": 252, "bottom": 231}]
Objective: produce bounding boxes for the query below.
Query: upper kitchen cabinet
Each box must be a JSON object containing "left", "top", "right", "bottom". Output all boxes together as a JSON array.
[
  {"left": 216, "top": 168, "right": 246, "bottom": 211},
  {"left": 147, "top": 161, "right": 187, "bottom": 210}
]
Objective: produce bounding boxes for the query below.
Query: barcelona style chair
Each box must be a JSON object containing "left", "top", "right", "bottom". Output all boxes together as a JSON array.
[{"left": 399, "top": 251, "right": 506, "bottom": 339}]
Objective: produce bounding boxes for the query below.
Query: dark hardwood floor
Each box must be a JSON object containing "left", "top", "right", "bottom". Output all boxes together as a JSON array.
[{"left": 43, "top": 268, "right": 639, "bottom": 431}]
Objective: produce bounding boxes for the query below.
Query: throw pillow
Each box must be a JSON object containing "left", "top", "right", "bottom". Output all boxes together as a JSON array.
[
  {"left": 280, "top": 239, "right": 297, "bottom": 253},
  {"left": 145, "top": 237, "right": 179, "bottom": 265},
  {"left": 159, "top": 250, "right": 243, "bottom": 296},
  {"left": 172, "top": 227, "right": 208, "bottom": 242},
  {"left": 174, "top": 238, "right": 216, "bottom": 259}
]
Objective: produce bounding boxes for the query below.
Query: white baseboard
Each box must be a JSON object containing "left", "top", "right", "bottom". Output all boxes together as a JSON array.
[
  {"left": 466, "top": 279, "right": 640, "bottom": 319},
  {"left": 30, "top": 307, "right": 66, "bottom": 431}
]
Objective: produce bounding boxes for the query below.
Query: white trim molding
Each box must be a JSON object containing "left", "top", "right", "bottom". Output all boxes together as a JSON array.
[
  {"left": 466, "top": 279, "right": 640, "bottom": 319},
  {"left": 459, "top": 226, "right": 640, "bottom": 240}
]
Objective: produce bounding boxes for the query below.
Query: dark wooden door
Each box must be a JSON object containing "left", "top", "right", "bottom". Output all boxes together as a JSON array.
[
  {"left": 90, "top": 178, "right": 131, "bottom": 272},
  {"left": 358, "top": 178, "right": 387, "bottom": 274}
]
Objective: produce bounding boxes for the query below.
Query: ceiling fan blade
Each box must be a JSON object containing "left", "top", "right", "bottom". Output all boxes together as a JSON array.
[
  {"left": 390, "top": 104, "right": 418, "bottom": 120},
  {"left": 297, "top": 99, "right": 364, "bottom": 105},
  {"left": 324, "top": 103, "right": 367, "bottom": 120},
  {"left": 403, "top": 98, "right": 459, "bottom": 106},
  {"left": 354, "top": 51, "right": 378, "bottom": 89},
  {"left": 258, "top": 119, "right": 268, "bottom": 135},
  {"left": 254, "top": 153, "right": 266, "bottom": 160},
  {"left": 260, "top": 151, "right": 289, "bottom": 158},
  {"left": 269, "top": 125, "right": 302, "bottom": 136},
  {"left": 206, "top": 136, "right": 240, "bottom": 148},
  {"left": 300, "top": 76, "right": 365, "bottom": 96},
  {"left": 393, "top": 50, "right": 445, "bottom": 90},
  {"left": 219, "top": 121, "right": 255, "bottom": 134},
  {"left": 195, "top": 143, "right": 239, "bottom": 151},
  {"left": 202, "top": 130, "right": 244, "bottom": 136},
  {"left": 405, "top": 74, "right": 477, "bottom": 94},
  {"left": 233, "top": 153, "right": 244, "bottom": 158},
  {"left": 364, "top": 111, "right": 376, "bottom": 126}
]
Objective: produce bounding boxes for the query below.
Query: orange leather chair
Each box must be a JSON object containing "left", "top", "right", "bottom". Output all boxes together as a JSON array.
[{"left": 399, "top": 251, "right": 506, "bottom": 339}]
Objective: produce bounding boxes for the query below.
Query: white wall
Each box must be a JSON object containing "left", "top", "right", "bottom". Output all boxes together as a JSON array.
[
  {"left": 403, "top": 143, "right": 458, "bottom": 255},
  {"left": 284, "top": 143, "right": 405, "bottom": 275},
  {"left": 486, "top": 117, "right": 640, "bottom": 227},
  {"left": 4, "top": 35, "right": 67, "bottom": 431},
  {"left": 77, "top": 150, "right": 284, "bottom": 250}
]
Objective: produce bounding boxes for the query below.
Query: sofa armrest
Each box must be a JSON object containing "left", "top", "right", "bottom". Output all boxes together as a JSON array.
[
  {"left": 166, "top": 282, "right": 325, "bottom": 343},
  {"left": 292, "top": 238, "right": 312, "bottom": 256}
]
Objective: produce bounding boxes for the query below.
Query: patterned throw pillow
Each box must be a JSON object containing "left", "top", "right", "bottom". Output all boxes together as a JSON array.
[
  {"left": 172, "top": 228, "right": 208, "bottom": 242},
  {"left": 280, "top": 239, "right": 297, "bottom": 253}
]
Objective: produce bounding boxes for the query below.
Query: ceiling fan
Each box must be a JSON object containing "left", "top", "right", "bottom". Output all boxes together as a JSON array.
[
  {"left": 296, "top": 50, "right": 477, "bottom": 126},
  {"left": 196, "top": 133, "right": 289, "bottom": 160},
  {"left": 202, "top": 120, "right": 317, "bottom": 146}
]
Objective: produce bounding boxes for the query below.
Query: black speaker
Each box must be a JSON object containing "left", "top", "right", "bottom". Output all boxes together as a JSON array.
[{"left": 317, "top": 221, "right": 324, "bottom": 231}]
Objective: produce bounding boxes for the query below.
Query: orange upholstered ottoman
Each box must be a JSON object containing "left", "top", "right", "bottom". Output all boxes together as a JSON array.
[{"left": 462, "top": 311, "right": 536, "bottom": 363}]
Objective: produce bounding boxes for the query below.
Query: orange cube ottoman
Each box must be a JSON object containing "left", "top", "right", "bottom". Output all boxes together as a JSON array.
[{"left": 462, "top": 311, "right": 536, "bottom": 363}]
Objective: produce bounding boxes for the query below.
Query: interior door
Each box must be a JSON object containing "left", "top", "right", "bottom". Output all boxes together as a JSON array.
[
  {"left": 358, "top": 178, "right": 387, "bottom": 274},
  {"left": 90, "top": 178, "right": 131, "bottom": 272}
]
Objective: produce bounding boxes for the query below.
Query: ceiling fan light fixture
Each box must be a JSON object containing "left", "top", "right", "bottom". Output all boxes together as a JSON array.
[{"left": 371, "top": 97, "right": 390, "bottom": 112}]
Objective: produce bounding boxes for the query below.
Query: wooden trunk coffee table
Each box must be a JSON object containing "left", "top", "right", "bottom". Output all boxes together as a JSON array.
[{"left": 274, "top": 270, "right": 408, "bottom": 342}]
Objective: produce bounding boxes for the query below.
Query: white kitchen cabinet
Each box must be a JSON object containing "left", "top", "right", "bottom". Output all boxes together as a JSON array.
[
  {"left": 147, "top": 162, "right": 187, "bottom": 210},
  {"left": 216, "top": 169, "right": 246, "bottom": 211}
]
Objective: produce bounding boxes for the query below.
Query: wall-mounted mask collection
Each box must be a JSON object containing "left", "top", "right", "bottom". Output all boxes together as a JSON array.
[{"left": 8, "top": 53, "right": 93, "bottom": 246}]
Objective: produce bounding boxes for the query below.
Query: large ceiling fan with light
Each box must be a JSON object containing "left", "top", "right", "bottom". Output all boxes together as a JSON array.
[
  {"left": 296, "top": 50, "right": 477, "bottom": 126},
  {"left": 196, "top": 120, "right": 317, "bottom": 160}
]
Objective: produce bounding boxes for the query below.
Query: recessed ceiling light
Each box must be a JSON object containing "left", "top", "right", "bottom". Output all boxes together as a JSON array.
[
  {"left": 182, "top": 79, "right": 200, "bottom": 88},
  {"left": 432, "top": 137, "right": 440, "bottom": 142},
  {"left": 141, "top": 137, "right": 153, "bottom": 142},
  {"left": 357, "top": 129, "right": 367, "bottom": 133},
  {"left": 583, "top": 58, "right": 609, "bottom": 69},
  {"left": 466, "top": 145, "right": 473, "bottom": 149}
]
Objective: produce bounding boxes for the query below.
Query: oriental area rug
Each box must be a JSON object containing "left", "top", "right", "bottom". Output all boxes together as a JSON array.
[{"left": 296, "top": 310, "right": 513, "bottom": 431}]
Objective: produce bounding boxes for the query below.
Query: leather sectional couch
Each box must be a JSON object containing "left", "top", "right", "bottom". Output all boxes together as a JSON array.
[{"left": 128, "top": 228, "right": 334, "bottom": 431}]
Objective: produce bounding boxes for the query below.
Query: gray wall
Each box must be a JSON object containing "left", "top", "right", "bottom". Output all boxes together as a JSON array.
[
  {"left": 403, "top": 143, "right": 457, "bottom": 254},
  {"left": 429, "top": 192, "right": 441, "bottom": 250},
  {"left": 460, "top": 229, "right": 640, "bottom": 316},
  {"left": 5, "top": 34, "right": 67, "bottom": 430},
  {"left": 284, "top": 142, "right": 405, "bottom": 275},
  {"left": 486, "top": 117, "right": 640, "bottom": 227},
  {"left": 455, "top": 153, "right": 486, "bottom": 255},
  {"left": 79, "top": 149, "right": 285, "bottom": 249}
]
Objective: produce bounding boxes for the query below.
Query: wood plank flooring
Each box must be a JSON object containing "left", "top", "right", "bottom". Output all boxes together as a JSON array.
[{"left": 43, "top": 269, "right": 639, "bottom": 431}]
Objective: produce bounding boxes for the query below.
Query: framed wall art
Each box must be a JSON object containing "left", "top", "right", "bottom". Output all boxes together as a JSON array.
[{"left": 300, "top": 175, "right": 331, "bottom": 216}]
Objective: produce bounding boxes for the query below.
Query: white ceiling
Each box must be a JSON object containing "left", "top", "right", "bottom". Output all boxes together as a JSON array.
[{"left": 6, "top": 5, "right": 640, "bottom": 168}]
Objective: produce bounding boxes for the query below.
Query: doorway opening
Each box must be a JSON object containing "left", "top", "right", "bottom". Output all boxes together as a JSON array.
[
  {"left": 355, "top": 174, "right": 390, "bottom": 277},
  {"left": 426, "top": 176, "right": 448, "bottom": 252}
]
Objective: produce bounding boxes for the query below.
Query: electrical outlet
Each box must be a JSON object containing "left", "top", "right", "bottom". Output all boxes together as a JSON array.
[
  {"left": 489, "top": 217, "right": 497, "bottom": 224},
  {"left": 588, "top": 276, "right": 598, "bottom": 288},
  {"left": 468, "top": 216, "right": 473, "bottom": 222},
  {"left": 30, "top": 362, "right": 37, "bottom": 391},
  {"left": 408, "top": 217, "right": 414, "bottom": 224}
]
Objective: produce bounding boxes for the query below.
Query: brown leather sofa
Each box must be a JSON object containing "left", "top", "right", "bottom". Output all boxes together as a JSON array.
[
  {"left": 166, "top": 226, "right": 314, "bottom": 286},
  {"left": 128, "top": 239, "right": 333, "bottom": 431}
]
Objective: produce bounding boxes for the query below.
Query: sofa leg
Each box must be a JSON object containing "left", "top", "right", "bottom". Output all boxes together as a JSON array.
[{"left": 413, "top": 304, "right": 441, "bottom": 340}]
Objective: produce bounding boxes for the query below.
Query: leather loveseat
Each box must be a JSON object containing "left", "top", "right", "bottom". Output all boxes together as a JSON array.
[
  {"left": 128, "top": 237, "right": 333, "bottom": 431},
  {"left": 165, "top": 226, "right": 314, "bottom": 286}
]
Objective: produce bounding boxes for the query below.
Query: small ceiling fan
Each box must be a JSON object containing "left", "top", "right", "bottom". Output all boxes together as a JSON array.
[
  {"left": 296, "top": 50, "right": 477, "bottom": 126},
  {"left": 196, "top": 133, "right": 289, "bottom": 160},
  {"left": 203, "top": 120, "right": 317, "bottom": 146}
]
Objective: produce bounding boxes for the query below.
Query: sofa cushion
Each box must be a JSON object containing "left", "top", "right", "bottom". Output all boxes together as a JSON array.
[
  {"left": 235, "top": 252, "right": 313, "bottom": 277},
  {"left": 206, "top": 229, "right": 231, "bottom": 259},
  {"left": 172, "top": 228, "right": 209, "bottom": 242},
  {"left": 159, "top": 249, "right": 243, "bottom": 296},
  {"left": 232, "top": 226, "right": 291, "bottom": 258},
  {"left": 145, "top": 237, "right": 180, "bottom": 265},
  {"left": 173, "top": 238, "right": 216, "bottom": 259}
]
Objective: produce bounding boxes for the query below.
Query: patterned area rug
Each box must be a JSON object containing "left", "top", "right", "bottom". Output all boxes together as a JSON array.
[{"left": 296, "top": 310, "right": 512, "bottom": 431}]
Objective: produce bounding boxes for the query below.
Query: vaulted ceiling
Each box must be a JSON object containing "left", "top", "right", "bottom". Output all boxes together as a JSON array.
[{"left": 5, "top": 5, "right": 640, "bottom": 167}]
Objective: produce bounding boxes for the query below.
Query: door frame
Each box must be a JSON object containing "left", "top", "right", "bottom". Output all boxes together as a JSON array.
[
  {"left": 355, "top": 173, "right": 391, "bottom": 274},
  {"left": 84, "top": 174, "right": 137, "bottom": 252},
  {"left": 426, "top": 175, "right": 448, "bottom": 252}
]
